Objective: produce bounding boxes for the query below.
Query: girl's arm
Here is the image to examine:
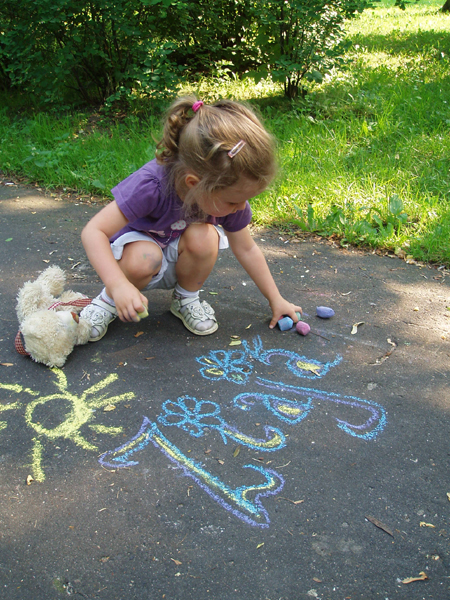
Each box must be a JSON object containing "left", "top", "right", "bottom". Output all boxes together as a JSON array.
[
  {"left": 81, "top": 201, "right": 147, "bottom": 320},
  {"left": 226, "top": 226, "right": 302, "bottom": 328}
]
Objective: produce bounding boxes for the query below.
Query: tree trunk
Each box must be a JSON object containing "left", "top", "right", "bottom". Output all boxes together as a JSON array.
[{"left": 442, "top": 0, "right": 450, "bottom": 12}]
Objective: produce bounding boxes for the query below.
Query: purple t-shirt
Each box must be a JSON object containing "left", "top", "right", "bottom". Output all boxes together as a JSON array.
[{"left": 111, "top": 160, "right": 252, "bottom": 247}]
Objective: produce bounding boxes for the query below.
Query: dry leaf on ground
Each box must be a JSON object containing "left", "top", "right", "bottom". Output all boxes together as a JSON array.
[
  {"left": 351, "top": 322, "right": 365, "bottom": 334},
  {"left": 402, "top": 572, "right": 428, "bottom": 584},
  {"left": 365, "top": 515, "right": 394, "bottom": 537}
]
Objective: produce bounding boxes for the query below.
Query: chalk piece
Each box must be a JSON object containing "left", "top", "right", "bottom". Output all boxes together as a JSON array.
[
  {"left": 137, "top": 307, "right": 149, "bottom": 319},
  {"left": 295, "top": 311, "right": 302, "bottom": 321},
  {"left": 278, "top": 316, "right": 293, "bottom": 331},
  {"left": 296, "top": 321, "right": 311, "bottom": 336},
  {"left": 316, "top": 306, "right": 334, "bottom": 319}
]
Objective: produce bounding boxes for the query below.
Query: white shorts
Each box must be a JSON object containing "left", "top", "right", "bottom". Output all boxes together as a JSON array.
[{"left": 110, "top": 226, "right": 229, "bottom": 291}]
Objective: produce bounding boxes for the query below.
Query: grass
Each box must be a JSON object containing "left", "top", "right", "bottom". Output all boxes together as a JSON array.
[{"left": 0, "top": 0, "right": 449, "bottom": 265}]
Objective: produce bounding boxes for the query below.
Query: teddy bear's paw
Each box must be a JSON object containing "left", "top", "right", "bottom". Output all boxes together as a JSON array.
[{"left": 35, "top": 265, "right": 66, "bottom": 296}]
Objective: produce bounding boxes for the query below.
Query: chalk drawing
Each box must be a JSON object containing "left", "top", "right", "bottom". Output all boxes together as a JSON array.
[
  {"left": 0, "top": 369, "right": 134, "bottom": 481},
  {"left": 157, "top": 395, "right": 285, "bottom": 450},
  {"left": 0, "top": 384, "right": 24, "bottom": 431},
  {"left": 100, "top": 336, "right": 387, "bottom": 527},
  {"left": 196, "top": 349, "right": 252, "bottom": 384},
  {"left": 234, "top": 391, "right": 313, "bottom": 425},
  {"left": 2, "top": 334, "right": 387, "bottom": 527},
  {"left": 253, "top": 378, "right": 386, "bottom": 440},
  {"left": 196, "top": 337, "right": 386, "bottom": 437},
  {"left": 196, "top": 335, "right": 342, "bottom": 383},
  {"left": 99, "top": 417, "right": 284, "bottom": 528}
]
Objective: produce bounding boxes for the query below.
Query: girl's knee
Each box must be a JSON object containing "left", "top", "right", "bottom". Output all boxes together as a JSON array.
[
  {"left": 119, "top": 242, "right": 163, "bottom": 280},
  {"left": 180, "top": 224, "right": 219, "bottom": 257}
]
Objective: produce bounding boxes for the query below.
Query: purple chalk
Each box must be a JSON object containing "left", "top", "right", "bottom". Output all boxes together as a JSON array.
[
  {"left": 296, "top": 321, "right": 311, "bottom": 336},
  {"left": 278, "top": 316, "right": 294, "bottom": 331},
  {"left": 316, "top": 306, "right": 335, "bottom": 319}
]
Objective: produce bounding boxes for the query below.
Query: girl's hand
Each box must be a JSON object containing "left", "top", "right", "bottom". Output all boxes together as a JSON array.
[
  {"left": 268, "top": 297, "right": 303, "bottom": 329},
  {"left": 225, "top": 228, "right": 302, "bottom": 329},
  {"left": 110, "top": 281, "right": 148, "bottom": 323}
]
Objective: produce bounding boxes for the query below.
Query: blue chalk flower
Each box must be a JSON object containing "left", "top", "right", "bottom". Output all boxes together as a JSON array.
[
  {"left": 196, "top": 349, "right": 253, "bottom": 384},
  {"left": 158, "top": 396, "right": 225, "bottom": 437}
]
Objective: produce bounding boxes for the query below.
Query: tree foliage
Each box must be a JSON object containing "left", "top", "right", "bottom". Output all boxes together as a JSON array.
[
  {"left": 248, "top": 0, "right": 349, "bottom": 98},
  {"left": 0, "top": 0, "right": 373, "bottom": 106},
  {"left": 0, "top": 0, "right": 189, "bottom": 104}
]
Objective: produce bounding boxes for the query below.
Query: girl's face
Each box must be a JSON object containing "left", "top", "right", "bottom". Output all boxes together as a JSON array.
[{"left": 190, "top": 176, "right": 264, "bottom": 218}]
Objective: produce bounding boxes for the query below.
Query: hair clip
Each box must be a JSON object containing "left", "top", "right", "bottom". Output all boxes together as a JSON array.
[
  {"left": 192, "top": 100, "right": 204, "bottom": 113},
  {"left": 228, "top": 140, "right": 246, "bottom": 158}
]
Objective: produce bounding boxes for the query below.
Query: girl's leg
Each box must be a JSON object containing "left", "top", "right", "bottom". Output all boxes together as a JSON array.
[
  {"left": 109, "top": 240, "right": 163, "bottom": 294},
  {"left": 171, "top": 224, "right": 220, "bottom": 335},
  {"left": 175, "top": 223, "right": 219, "bottom": 291},
  {"left": 83, "top": 240, "right": 163, "bottom": 342}
]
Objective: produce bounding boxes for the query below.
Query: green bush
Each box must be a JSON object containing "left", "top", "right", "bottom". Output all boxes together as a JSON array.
[
  {"left": 0, "top": 0, "right": 374, "bottom": 106},
  {"left": 246, "top": 0, "right": 373, "bottom": 98},
  {"left": 0, "top": 0, "right": 188, "bottom": 105}
]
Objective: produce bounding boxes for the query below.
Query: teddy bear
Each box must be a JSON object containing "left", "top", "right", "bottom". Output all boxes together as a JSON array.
[{"left": 15, "top": 265, "right": 92, "bottom": 368}]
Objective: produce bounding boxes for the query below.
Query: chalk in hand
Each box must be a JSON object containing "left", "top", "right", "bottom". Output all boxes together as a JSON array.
[
  {"left": 316, "top": 306, "right": 334, "bottom": 319},
  {"left": 278, "top": 316, "right": 293, "bottom": 331},
  {"left": 137, "top": 306, "right": 149, "bottom": 319},
  {"left": 296, "top": 321, "right": 311, "bottom": 336}
]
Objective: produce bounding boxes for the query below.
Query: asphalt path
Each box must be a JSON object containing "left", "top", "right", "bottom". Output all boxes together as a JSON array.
[{"left": 0, "top": 181, "right": 449, "bottom": 600}]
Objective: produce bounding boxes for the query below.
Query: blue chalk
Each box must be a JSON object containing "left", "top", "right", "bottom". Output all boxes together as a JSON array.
[
  {"left": 278, "top": 316, "right": 294, "bottom": 331},
  {"left": 316, "top": 306, "right": 335, "bottom": 318}
]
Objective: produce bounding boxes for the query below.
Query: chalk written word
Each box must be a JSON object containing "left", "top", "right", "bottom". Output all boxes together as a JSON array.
[
  {"left": 101, "top": 337, "right": 386, "bottom": 527},
  {"left": 100, "top": 416, "right": 284, "bottom": 528},
  {"left": 196, "top": 335, "right": 342, "bottom": 384}
]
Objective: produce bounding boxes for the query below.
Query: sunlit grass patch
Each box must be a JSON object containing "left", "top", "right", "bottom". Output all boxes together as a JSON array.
[{"left": 0, "top": 0, "right": 449, "bottom": 264}]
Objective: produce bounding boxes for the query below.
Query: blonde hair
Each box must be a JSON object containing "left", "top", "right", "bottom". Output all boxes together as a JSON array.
[{"left": 156, "top": 96, "right": 276, "bottom": 214}]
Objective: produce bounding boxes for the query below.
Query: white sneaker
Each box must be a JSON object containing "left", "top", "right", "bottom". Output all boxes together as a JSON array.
[
  {"left": 170, "top": 293, "right": 218, "bottom": 335},
  {"left": 80, "top": 296, "right": 118, "bottom": 342}
]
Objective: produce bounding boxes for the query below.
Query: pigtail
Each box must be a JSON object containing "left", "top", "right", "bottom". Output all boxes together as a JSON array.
[
  {"left": 155, "top": 95, "right": 277, "bottom": 218},
  {"left": 156, "top": 96, "right": 198, "bottom": 163}
]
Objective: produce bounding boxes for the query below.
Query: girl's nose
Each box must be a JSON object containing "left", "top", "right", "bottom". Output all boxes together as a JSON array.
[{"left": 234, "top": 201, "right": 247, "bottom": 212}]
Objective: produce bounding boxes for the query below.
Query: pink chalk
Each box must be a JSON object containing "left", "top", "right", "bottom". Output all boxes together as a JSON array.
[{"left": 296, "top": 321, "right": 311, "bottom": 336}]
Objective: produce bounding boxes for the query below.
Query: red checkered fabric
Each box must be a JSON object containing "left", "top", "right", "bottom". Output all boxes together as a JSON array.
[{"left": 15, "top": 331, "right": 29, "bottom": 356}]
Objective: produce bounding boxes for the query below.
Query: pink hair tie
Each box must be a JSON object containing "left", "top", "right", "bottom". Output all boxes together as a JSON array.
[{"left": 192, "top": 100, "right": 204, "bottom": 113}]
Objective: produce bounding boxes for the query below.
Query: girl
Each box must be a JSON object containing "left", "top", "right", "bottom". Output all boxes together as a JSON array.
[{"left": 80, "top": 97, "right": 302, "bottom": 341}]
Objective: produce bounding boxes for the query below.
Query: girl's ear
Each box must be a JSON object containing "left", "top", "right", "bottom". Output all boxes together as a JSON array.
[{"left": 184, "top": 173, "right": 200, "bottom": 189}]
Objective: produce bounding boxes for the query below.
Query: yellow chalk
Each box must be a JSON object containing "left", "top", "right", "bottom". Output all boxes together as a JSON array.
[{"left": 137, "top": 306, "right": 149, "bottom": 319}]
